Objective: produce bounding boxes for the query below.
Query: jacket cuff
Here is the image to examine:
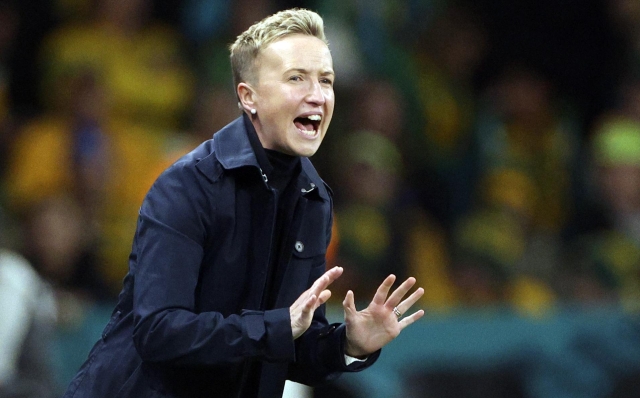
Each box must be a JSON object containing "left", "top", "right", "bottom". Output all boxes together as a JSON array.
[
  {"left": 319, "top": 323, "right": 380, "bottom": 372},
  {"left": 264, "top": 307, "right": 295, "bottom": 362}
]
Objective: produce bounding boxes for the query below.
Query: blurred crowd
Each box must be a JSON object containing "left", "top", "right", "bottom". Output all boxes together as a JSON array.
[{"left": 1, "top": 0, "right": 640, "bottom": 396}]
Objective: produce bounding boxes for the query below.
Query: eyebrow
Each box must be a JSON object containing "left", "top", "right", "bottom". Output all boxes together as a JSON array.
[{"left": 285, "top": 68, "right": 335, "bottom": 77}]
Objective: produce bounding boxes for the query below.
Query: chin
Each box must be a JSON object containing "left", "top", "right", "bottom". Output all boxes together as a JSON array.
[
  {"left": 288, "top": 148, "right": 316, "bottom": 157},
  {"left": 284, "top": 138, "right": 321, "bottom": 157},
  {"left": 294, "top": 143, "right": 322, "bottom": 157}
]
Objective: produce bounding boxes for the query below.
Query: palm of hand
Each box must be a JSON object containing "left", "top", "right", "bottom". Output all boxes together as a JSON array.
[
  {"left": 344, "top": 302, "right": 402, "bottom": 356},
  {"left": 342, "top": 275, "right": 424, "bottom": 358}
]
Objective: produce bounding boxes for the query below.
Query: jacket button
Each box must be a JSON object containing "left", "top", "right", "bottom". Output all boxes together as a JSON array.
[{"left": 295, "top": 241, "right": 304, "bottom": 252}]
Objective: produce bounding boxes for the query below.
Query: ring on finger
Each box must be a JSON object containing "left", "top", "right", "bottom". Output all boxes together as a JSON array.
[{"left": 393, "top": 306, "right": 402, "bottom": 319}]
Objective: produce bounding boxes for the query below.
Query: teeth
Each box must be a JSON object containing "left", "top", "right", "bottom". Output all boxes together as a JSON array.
[
  {"left": 307, "top": 115, "right": 322, "bottom": 121},
  {"left": 299, "top": 129, "right": 317, "bottom": 137}
]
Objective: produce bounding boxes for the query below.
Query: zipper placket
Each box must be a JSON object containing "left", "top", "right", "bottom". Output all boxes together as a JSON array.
[{"left": 259, "top": 167, "right": 278, "bottom": 310}]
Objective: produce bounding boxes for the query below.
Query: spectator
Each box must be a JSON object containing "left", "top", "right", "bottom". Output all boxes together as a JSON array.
[
  {"left": 472, "top": 65, "right": 581, "bottom": 290},
  {"left": 39, "top": 0, "right": 194, "bottom": 131},
  {"left": 183, "top": 0, "right": 275, "bottom": 90},
  {"left": 401, "top": 4, "right": 488, "bottom": 227},
  {"left": 22, "top": 195, "right": 111, "bottom": 304},
  {"left": 3, "top": 68, "right": 186, "bottom": 295},
  {"left": 451, "top": 204, "right": 557, "bottom": 314},
  {"left": 330, "top": 129, "right": 454, "bottom": 310},
  {"left": 561, "top": 116, "right": 640, "bottom": 308},
  {"left": 0, "top": 208, "right": 57, "bottom": 398}
]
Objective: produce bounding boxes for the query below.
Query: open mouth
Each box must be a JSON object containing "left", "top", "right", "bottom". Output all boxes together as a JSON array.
[{"left": 294, "top": 114, "right": 322, "bottom": 137}]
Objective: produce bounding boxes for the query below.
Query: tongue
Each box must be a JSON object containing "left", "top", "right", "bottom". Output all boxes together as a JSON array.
[{"left": 294, "top": 119, "right": 314, "bottom": 131}]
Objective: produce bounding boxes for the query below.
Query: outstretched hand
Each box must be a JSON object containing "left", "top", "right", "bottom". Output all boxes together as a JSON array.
[
  {"left": 290, "top": 266, "right": 343, "bottom": 340},
  {"left": 343, "top": 275, "right": 424, "bottom": 358}
]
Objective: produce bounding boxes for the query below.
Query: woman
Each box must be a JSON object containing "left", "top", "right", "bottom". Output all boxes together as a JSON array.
[{"left": 63, "top": 9, "right": 424, "bottom": 398}]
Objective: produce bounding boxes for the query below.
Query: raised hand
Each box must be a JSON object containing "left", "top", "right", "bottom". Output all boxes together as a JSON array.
[
  {"left": 342, "top": 275, "right": 424, "bottom": 358},
  {"left": 290, "top": 266, "right": 343, "bottom": 339}
]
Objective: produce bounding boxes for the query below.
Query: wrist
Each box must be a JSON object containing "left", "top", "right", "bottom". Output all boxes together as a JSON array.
[{"left": 344, "top": 338, "right": 368, "bottom": 359}]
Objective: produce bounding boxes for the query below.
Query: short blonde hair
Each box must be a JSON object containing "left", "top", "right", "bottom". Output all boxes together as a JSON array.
[{"left": 229, "top": 8, "right": 328, "bottom": 89}]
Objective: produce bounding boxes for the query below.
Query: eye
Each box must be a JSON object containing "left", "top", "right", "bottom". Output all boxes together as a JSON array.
[
  {"left": 320, "top": 77, "right": 334, "bottom": 86},
  {"left": 289, "top": 75, "right": 303, "bottom": 82}
]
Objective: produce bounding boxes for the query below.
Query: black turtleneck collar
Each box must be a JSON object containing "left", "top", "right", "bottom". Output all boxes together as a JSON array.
[{"left": 243, "top": 114, "right": 301, "bottom": 191}]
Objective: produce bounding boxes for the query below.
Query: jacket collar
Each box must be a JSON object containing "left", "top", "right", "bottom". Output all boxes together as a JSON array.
[
  {"left": 210, "top": 115, "right": 331, "bottom": 201},
  {"left": 213, "top": 114, "right": 260, "bottom": 170}
]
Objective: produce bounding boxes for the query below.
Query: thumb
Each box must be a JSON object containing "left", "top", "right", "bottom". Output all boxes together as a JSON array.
[{"left": 342, "top": 290, "right": 356, "bottom": 317}]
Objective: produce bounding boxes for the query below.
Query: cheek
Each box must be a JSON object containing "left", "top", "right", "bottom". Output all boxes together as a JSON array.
[
  {"left": 326, "top": 91, "right": 335, "bottom": 109},
  {"left": 276, "top": 94, "right": 301, "bottom": 123},
  {"left": 323, "top": 98, "right": 335, "bottom": 126}
]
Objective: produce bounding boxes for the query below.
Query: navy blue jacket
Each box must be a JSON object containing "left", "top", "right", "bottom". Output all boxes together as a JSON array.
[{"left": 62, "top": 116, "right": 378, "bottom": 398}]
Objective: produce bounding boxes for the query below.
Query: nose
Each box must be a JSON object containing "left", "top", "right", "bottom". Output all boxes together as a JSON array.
[{"left": 305, "top": 79, "right": 326, "bottom": 105}]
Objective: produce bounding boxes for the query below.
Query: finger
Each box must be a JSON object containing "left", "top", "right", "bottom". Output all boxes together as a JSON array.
[
  {"left": 317, "top": 289, "right": 332, "bottom": 306},
  {"left": 309, "top": 267, "right": 343, "bottom": 296},
  {"left": 342, "top": 290, "right": 356, "bottom": 316},
  {"left": 396, "top": 287, "right": 424, "bottom": 314},
  {"left": 297, "top": 294, "right": 317, "bottom": 321},
  {"left": 292, "top": 268, "right": 342, "bottom": 312},
  {"left": 386, "top": 277, "right": 417, "bottom": 308},
  {"left": 372, "top": 274, "right": 396, "bottom": 305},
  {"left": 398, "top": 309, "right": 425, "bottom": 330}
]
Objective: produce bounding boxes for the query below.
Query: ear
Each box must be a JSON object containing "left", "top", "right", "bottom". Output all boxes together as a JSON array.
[{"left": 237, "top": 83, "right": 256, "bottom": 113}]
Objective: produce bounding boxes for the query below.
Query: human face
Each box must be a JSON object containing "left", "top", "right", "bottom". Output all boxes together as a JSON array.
[{"left": 248, "top": 34, "right": 335, "bottom": 157}]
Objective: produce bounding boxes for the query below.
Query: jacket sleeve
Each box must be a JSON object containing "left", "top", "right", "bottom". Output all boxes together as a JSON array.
[
  {"left": 287, "top": 311, "right": 381, "bottom": 386},
  {"left": 130, "top": 160, "right": 295, "bottom": 366}
]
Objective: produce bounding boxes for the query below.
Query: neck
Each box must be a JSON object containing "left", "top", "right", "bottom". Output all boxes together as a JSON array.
[{"left": 243, "top": 114, "right": 300, "bottom": 179}]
